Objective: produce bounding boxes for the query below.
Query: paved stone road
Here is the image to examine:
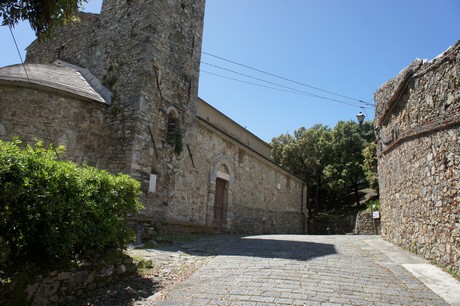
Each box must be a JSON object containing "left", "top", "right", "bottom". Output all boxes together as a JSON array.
[{"left": 148, "top": 235, "right": 460, "bottom": 305}]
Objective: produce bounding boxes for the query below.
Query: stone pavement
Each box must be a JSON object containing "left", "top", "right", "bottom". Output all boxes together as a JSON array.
[{"left": 147, "top": 235, "right": 460, "bottom": 305}]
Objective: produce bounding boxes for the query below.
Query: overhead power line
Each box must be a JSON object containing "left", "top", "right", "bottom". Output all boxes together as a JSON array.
[
  {"left": 201, "top": 70, "right": 369, "bottom": 108},
  {"left": 127, "top": 29, "right": 374, "bottom": 109},
  {"left": 202, "top": 51, "right": 374, "bottom": 106},
  {"left": 128, "top": 27, "right": 374, "bottom": 107},
  {"left": 8, "top": 26, "right": 60, "bottom": 159}
]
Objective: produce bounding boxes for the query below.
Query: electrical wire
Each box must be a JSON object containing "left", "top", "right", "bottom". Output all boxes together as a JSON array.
[
  {"left": 202, "top": 51, "right": 374, "bottom": 106},
  {"left": 129, "top": 19, "right": 373, "bottom": 107},
  {"left": 201, "top": 70, "right": 370, "bottom": 108},
  {"left": 8, "top": 26, "right": 60, "bottom": 160},
  {"left": 9, "top": 13, "right": 375, "bottom": 119},
  {"left": 201, "top": 61, "right": 373, "bottom": 107}
]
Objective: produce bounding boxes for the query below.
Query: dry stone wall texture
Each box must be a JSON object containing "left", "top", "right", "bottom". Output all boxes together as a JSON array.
[
  {"left": 375, "top": 40, "right": 460, "bottom": 273},
  {"left": 0, "top": 86, "right": 109, "bottom": 166},
  {"left": 354, "top": 211, "right": 380, "bottom": 235},
  {"left": 198, "top": 122, "right": 305, "bottom": 234},
  {"left": 1, "top": 258, "right": 135, "bottom": 305},
  {"left": 137, "top": 119, "right": 306, "bottom": 234}
]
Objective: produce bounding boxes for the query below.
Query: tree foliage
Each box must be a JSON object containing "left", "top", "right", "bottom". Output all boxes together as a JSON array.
[
  {"left": 0, "top": 138, "right": 143, "bottom": 267},
  {"left": 1, "top": 0, "right": 86, "bottom": 35},
  {"left": 271, "top": 120, "right": 377, "bottom": 211},
  {"left": 363, "top": 141, "right": 378, "bottom": 191}
]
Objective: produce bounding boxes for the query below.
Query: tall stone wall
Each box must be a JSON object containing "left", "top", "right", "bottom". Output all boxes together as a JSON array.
[
  {"left": 375, "top": 40, "right": 460, "bottom": 273},
  {"left": 135, "top": 117, "right": 306, "bottom": 234},
  {"left": 196, "top": 120, "right": 306, "bottom": 233},
  {"left": 0, "top": 85, "right": 109, "bottom": 166}
]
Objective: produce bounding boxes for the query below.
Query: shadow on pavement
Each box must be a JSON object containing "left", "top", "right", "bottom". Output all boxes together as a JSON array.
[
  {"left": 79, "top": 235, "right": 336, "bottom": 305},
  {"left": 150, "top": 234, "right": 337, "bottom": 261}
]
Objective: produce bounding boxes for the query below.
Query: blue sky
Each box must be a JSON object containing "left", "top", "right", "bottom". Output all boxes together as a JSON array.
[{"left": 1, "top": 0, "right": 459, "bottom": 142}]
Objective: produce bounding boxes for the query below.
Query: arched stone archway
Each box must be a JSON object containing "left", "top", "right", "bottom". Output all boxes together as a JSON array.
[{"left": 210, "top": 156, "right": 234, "bottom": 184}]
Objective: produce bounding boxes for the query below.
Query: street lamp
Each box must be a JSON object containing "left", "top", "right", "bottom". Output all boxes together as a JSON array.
[{"left": 356, "top": 112, "right": 365, "bottom": 127}]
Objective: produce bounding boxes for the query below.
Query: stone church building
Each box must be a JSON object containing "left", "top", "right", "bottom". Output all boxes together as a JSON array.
[{"left": 0, "top": 0, "right": 307, "bottom": 234}]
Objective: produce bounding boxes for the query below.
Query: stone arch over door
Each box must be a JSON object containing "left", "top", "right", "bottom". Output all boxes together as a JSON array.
[
  {"left": 209, "top": 156, "right": 233, "bottom": 229},
  {"left": 210, "top": 156, "right": 234, "bottom": 184}
]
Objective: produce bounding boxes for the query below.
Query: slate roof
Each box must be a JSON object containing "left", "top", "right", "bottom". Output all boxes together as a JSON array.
[{"left": 0, "top": 60, "right": 111, "bottom": 104}]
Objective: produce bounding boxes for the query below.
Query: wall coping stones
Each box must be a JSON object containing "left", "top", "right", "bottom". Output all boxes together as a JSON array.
[
  {"left": 55, "top": 60, "right": 112, "bottom": 104},
  {"left": 0, "top": 61, "right": 111, "bottom": 104},
  {"left": 375, "top": 40, "right": 460, "bottom": 129},
  {"left": 374, "top": 59, "right": 423, "bottom": 127}
]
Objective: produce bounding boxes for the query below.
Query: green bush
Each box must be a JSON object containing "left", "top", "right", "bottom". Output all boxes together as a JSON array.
[
  {"left": 367, "top": 199, "right": 380, "bottom": 212},
  {"left": 0, "top": 138, "right": 143, "bottom": 266}
]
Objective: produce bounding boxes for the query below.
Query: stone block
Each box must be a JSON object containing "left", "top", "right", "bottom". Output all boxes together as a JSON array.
[
  {"left": 69, "top": 270, "right": 88, "bottom": 289},
  {"left": 25, "top": 283, "right": 39, "bottom": 302},
  {"left": 99, "top": 265, "right": 115, "bottom": 277},
  {"left": 117, "top": 264, "right": 127, "bottom": 274},
  {"left": 58, "top": 272, "right": 71, "bottom": 280},
  {"left": 85, "top": 271, "right": 96, "bottom": 284}
]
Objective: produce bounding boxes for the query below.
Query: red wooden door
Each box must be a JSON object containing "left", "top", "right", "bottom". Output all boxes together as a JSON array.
[{"left": 214, "top": 178, "right": 226, "bottom": 227}]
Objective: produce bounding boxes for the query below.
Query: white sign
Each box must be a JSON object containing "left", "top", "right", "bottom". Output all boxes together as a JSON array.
[
  {"left": 149, "top": 174, "right": 157, "bottom": 193},
  {"left": 372, "top": 211, "right": 380, "bottom": 219}
]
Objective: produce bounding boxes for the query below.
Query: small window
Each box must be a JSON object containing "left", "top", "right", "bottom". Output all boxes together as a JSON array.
[
  {"left": 238, "top": 148, "right": 245, "bottom": 165},
  {"left": 166, "top": 109, "right": 178, "bottom": 145}
]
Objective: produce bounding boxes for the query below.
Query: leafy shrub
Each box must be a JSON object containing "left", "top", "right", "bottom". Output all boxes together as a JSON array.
[
  {"left": 0, "top": 138, "right": 143, "bottom": 266},
  {"left": 367, "top": 199, "right": 380, "bottom": 212}
]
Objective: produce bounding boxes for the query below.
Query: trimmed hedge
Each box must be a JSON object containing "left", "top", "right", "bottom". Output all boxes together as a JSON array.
[{"left": 0, "top": 138, "right": 143, "bottom": 266}]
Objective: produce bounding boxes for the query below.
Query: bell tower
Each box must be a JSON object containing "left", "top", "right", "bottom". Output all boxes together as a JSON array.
[{"left": 97, "top": 0, "right": 206, "bottom": 219}]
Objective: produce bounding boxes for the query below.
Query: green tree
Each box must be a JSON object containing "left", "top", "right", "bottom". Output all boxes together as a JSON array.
[
  {"left": 271, "top": 124, "right": 332, "bottom": 209},
  {"left": 1, "top": 0, "right": 87, "bottom": 35},
  {"left": 271, "top": 133, "right": 295, "bottom": 166},
  {"left": 363, "top": 141, "right": 378, "bottom": 191},
  {"left": 323, "top": 120, "right": 365, "bottom": 206},
  {"left": 271, "top": 120, "right": 376, "bottom": 211}
]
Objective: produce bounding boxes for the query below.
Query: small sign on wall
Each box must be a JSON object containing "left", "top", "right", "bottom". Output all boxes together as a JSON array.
[
  {"left": 149, "top": 174, "right": 157, "bottom": 193},
  {"left": 373, "top": 211, "right": 380, "bottom": 219}
]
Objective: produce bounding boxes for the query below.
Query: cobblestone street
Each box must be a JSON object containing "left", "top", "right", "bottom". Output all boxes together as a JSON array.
[{"left": 140, "top": 235, "right": 460, "bottom": 306}]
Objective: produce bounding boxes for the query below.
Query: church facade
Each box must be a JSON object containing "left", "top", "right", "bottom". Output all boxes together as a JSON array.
[{"left": 0, "top": 0, "right": 307, "bottom": 234}]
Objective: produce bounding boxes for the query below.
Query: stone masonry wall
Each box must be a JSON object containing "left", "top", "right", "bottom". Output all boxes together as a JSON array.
[
  {"left": 196, "top": 120, "right": 305, "bottom": 234},
  {"left": 0, "top": 86, "right": 109, "bottom": 167},
  {"left": 1, "top": 258, "right": 135, "bottom": 305},
  {"left": 309, "top": 214, "right": 357, "bottom": 235},
  {"left": 134, "top": 118, "right": 306, "bottom": 234},
  {"left": 375, "top": 40, "right": 460, "bottom": 273},
  {"left": 354, "top": 211, "right": 380, "bottom": 235}
]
